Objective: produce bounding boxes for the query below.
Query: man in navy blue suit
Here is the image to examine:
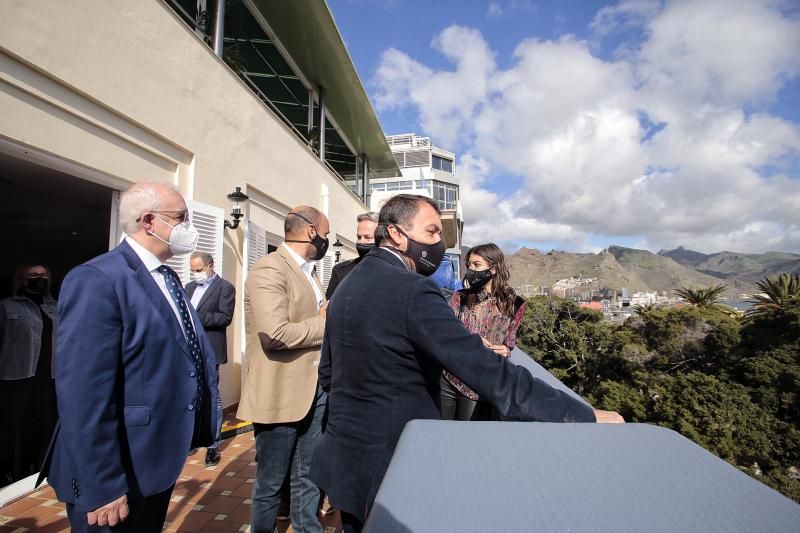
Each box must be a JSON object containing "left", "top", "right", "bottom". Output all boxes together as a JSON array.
[
  {"left": 40, "top": 182, "right": 220, "bottom": 532},
  {"left": 311, "top": 194, "right": 623, "bottom": 532}
]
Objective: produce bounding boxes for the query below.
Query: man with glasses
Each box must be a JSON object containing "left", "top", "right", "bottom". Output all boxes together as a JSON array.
[
  {"left": 39, "top": 182, "right": 219, "bottom": 533},
  {"left": 237, "top": 205, "right": 329, "bottom": 533}
]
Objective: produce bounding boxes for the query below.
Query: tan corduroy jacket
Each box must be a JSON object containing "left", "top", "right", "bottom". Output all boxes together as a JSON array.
[{"left": 236, "top": 245, "right": 325, "bottom": 424}]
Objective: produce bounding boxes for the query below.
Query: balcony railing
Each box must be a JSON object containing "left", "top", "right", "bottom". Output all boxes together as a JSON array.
[{"left": 386, "top": 134, "right": 431, "bottom": 148}]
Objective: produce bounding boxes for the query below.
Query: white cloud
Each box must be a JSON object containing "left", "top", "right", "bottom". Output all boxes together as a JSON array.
[
  {"left": 374, "top": 26, "right": 494, "bottom": 147},
  {"left": 637, "top": 0, "right": 800, "bottom": 109},
  {"left": 590, "top": 0, "right": 661, "bottom": 37},
  {"left": 372, "top": 0, "right": 800, "bottom": 253}
]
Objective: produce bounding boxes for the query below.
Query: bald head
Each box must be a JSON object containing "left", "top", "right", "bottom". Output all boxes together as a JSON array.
[
  {"left": 284, "top": 206, "right": 326, "bottom": 238},
  {"left": 283, "top": 206, "right": 330, "bottom": 261}
]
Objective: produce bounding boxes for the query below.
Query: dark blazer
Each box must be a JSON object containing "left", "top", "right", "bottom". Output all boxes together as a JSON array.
[
  {"left": 40, "top": 240, "right": 220, "bottom": 513},
  {"left": 186, "top": 276, "right": 236, "bottom": 364},
  {"left": 325, "top": 257, "right": 361, "bottom": 299},
  {"left": 309, "top": 248, "right": 595, "bottom": 521}
]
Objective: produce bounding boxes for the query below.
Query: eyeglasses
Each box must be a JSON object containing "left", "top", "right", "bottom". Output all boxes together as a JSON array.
[
  {"left": 26, "top": 273, "right": 49, "bottom": 279},
  {"left": 151, "top": 211, "right": 190, "bottom": 224}
]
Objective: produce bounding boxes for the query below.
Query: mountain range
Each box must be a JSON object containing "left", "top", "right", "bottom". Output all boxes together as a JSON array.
[{"left": 505, "top": 245, "right": 800, "bottom": 294}]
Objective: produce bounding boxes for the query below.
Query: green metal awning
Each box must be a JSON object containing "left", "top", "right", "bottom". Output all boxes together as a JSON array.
[{"left": 249, "top": 0, "right": 400, "bottom": 178}]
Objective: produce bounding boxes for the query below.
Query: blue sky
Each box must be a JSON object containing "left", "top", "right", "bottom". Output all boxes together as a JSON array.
[{"left": 328, "top": 0, "right": 800, "bottom": 254}]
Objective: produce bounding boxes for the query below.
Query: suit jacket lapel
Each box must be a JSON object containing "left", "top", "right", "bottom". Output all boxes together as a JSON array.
[
  {"left": 196, "top": 278, "right": 219, "bottom": 310},
  {"left": 119, "top": 242, "right": 192, "bottom": 359},
  {"left": 277, "top": 245, "right": 322, "bottom": 307}
]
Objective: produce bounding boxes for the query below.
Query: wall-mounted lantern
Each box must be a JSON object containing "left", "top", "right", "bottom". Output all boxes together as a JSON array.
[
  {"left": 333, "top": 238, "right": 344, "bottom": 263},
  {"left": 224, "top": 187, "right": 249, "bottom": 230}
]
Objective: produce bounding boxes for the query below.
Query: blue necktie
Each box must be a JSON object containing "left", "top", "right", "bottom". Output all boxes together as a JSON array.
[{"left": 158, "top": 265, "right": 206, "bottom": 407}]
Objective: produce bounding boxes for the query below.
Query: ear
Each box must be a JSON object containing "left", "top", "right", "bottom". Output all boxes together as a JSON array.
[
  {"left": 490, "top": 266, "right": 497, "bottom": 276},
  {"left": 386, "top": 224, "right": 404, "bottom": 247},
  {"left": 141, "top": 212, "right": 156, "bottom": 231}
]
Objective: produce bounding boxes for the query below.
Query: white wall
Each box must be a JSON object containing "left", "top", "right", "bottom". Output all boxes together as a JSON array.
[{"left": 0, "top": 0, "right": 368, "bottom": 407}]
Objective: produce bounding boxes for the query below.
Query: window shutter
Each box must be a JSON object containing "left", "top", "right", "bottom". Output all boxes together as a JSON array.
[
  {"left": 164, "top": 252, "right": 190, "bottom": 285},
  {"left": 191, "top": 200, "right": 225, "bottom": 277},
  {"left": 318, "top": 254, "right": 335, "bottom": 292},
  {"left": 165, "top": 200, "right": 225, "bottom": 285},
  {"left": 247, "top": 221, "right": 268, "bottom": 270}
]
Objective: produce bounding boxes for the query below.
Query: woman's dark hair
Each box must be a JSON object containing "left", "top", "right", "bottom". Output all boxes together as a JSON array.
[
  {"left": 462, "top": 243, "right": 517, "bottom": 316},
  {"left": 11, "top": 263, "right": 52, "bottom": 296}
]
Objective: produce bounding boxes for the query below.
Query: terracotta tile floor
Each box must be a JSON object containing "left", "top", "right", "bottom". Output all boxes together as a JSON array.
[{"left": 0, "top": 417, "right": 341, "bottom": 532}]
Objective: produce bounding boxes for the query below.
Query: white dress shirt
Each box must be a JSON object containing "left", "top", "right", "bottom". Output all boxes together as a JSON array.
[
  {"left": 381, "top": 247, "right": 412, "bottom": 271},
  {"left": 125, "top": 236, "right": 195, "bottom": 337},
  {"left": 190, "top": 273, "right": 218, "bottom": 309},
  {"left": 282, "top": 243, "right": 325, "bottom": 310}
]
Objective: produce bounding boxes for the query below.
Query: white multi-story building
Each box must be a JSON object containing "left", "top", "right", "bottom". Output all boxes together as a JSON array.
[{"left": 370, "top": 133, "right": 464, "bottom": 275}]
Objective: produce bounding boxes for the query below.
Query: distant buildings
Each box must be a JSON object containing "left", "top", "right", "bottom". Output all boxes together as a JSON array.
[
  {"left": 514, "top": 276, "right": 684, "bottom": 322},
  {"left": 371, "top": 133, "right": 464, "bottom": 275}
]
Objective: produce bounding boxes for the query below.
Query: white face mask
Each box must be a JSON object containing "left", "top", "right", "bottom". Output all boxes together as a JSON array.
[
  {"left": 150, "top": 216, "right": 199, "bottom": 255},
  {"left": 192, "top": 270, "right": 209, "bottom": 284}
]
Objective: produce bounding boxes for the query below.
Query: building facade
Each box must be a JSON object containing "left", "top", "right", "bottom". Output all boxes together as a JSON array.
[
  {"left": 0, "top": 0, "right": 399, "bottom": 423},
  {"left": 371, "top": 133, "right": 464, "bottom": 275}
]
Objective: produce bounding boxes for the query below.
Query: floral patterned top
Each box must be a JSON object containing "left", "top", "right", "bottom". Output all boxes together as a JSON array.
[{"left": 443, "top": 290, "right": 526, "bottom": 400}]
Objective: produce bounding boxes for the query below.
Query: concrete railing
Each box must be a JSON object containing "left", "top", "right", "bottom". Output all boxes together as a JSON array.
[{"left": 365, "top": 348, "right": 800, "bottom": 532}]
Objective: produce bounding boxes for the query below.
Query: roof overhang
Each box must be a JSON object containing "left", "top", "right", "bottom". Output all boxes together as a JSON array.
[{"left": 249, "top": 0, "right": 400, "bottom": 178}]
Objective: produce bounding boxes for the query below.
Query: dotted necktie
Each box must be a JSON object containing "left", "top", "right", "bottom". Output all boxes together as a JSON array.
[{"left": 158, "top": 265, "right": 206, "bottom": 407}]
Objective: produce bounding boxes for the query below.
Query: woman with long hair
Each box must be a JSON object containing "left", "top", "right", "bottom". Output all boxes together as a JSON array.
[{"left": 440, "top": 243, "right": 526, "bottom": 421}]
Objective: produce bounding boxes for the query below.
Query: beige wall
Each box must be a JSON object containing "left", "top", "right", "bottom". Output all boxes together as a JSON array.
[{"left": 0, "top": 0, "right": 368, "bottom": 406}]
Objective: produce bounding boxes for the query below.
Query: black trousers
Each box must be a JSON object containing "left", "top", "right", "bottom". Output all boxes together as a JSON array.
[
  {"left": 439, "top": 374, "right": 478, "bottom": 421},
  {"left": 65, "top": 485, "right": 174, "bottom": 533}
]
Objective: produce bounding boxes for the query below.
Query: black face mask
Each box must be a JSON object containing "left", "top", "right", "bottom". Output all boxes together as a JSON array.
[
  {"left": 25, "top": 277, "right": 48, "bottom": 294},
  {"left": 462, "top": 268, "right": 493, "bottom": 292},
  {"left": 356, "top": 243, "right": 374, "bottom": 258},
  {"left": 285, "top": 212, "right": 329, "bottom": 261},
  {"left": 394, "top": 225, "right": 446, "bottom": 276}
]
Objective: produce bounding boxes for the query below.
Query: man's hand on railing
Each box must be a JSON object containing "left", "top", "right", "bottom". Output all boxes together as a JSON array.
[{"left": 593, "top": 409, "right": 625, "bottom": 424}]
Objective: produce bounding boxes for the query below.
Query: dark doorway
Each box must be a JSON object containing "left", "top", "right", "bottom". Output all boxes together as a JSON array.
[
  {"left": 0, "top": 153, "right": 113, "bottom": 299},
  {"left": 0, "top": 152, "right": 114, "bottom": 488}
]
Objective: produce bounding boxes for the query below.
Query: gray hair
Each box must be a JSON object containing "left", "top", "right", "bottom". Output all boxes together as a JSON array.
[
  {"left": 357, "top": 211, "right": 378, "bottom": 223},
  {"left": 118, "top": 182, "right": 178, "bottom": 234},
  {"left": 191, "top": 251, "right": 214, "bottom": 266}
]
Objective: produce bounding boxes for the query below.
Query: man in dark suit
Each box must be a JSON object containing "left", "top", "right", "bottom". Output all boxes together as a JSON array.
[
  {"left": 325, "top": 211, "right": 377, "bottom": 299},
  {"left": 186, "top": 251, "right": 236, "bottom": 466},
  {"left": 40, "top": 182, "right": 219, "bottom": 532},
  {"left": 310, "top": 194, "right": 624, "bottom": 532}
]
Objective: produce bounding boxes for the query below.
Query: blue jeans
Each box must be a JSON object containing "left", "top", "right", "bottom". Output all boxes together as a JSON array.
[
  {"left": 251, "top": 387, "right": 326, "bottom": 533},
  {"left": 209, "top": 364, "right": 223, "bottom": 449}
]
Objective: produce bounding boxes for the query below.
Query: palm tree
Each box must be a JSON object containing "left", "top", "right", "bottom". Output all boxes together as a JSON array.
[
  {"left": 745, "top": 273, "right": 800, "bottom": 320},
  {"left": 633, "top": 302, "right": 657, "bottom": 316},
  {"left": 674, "top": 284, "right": 727, "bottom": 308}
]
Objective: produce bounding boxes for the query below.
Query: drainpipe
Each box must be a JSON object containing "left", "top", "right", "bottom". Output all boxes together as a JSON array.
[{"left": 211, "top": 0, "right": 226, "bottom": 57}]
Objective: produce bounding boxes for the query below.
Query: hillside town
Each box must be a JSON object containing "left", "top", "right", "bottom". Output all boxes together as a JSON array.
[{"left": 514, "top": 276, "right": 755, "bottom": 322}]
